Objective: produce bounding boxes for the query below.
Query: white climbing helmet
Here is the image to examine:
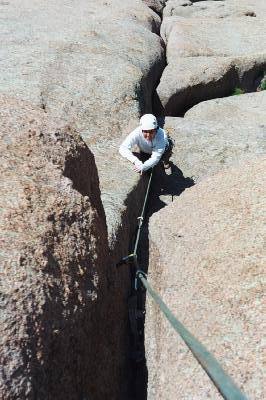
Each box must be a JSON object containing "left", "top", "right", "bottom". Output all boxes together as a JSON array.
[{"left": 140, "top": 114, "right": 158, "bottom": 130}]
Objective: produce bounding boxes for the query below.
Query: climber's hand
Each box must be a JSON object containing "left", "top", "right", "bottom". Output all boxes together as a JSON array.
[{"left": 133, "top": 164, "right": 142, "bottom": 174}]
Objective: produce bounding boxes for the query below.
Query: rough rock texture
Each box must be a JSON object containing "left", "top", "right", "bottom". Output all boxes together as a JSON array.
[
  {"left": 163, "top": 0, "right": 266, "bottom": 18},
  {"left": 146, "top": 157, "right": 266, "bottom": 400},
  {"left": 0, "top": 0, "right": 165, "bottom": 248},
  {"left": 164, "top": 91, "right": 266, "bottom": 182},
  {"left": 164, "top": 18, "right": 266, "bottom": 59},
  {"left": 0, "top": 96, "right": 113, "bottom": 399},
  {"left": 158, "top": 54, "right": 266, "bottom": 115},
  {"left": 143, "top": 0, "right": 167, "bottom": 15},
  {"left": 158, "top": 1, "right": 266, "bottom": 115},
  {"left": 0, "top": 1, "right": 167, "bottom": 398}
]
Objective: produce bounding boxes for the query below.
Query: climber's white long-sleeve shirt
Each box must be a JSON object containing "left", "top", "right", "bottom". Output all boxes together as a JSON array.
[{"left": 119, "top": 127, "right": 168, "bottom": 171}]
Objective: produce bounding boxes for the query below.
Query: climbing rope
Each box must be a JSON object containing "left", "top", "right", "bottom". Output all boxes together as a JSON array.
[
  {"left": 133, "top": 168, "right": 153, "bottom": 259},
  {"left": 136, "top": 271, "right": 248, "bottom": 400},
  {"left": 116, "top": 168, "right": 153, "bottom": 268},
  {"left": 118, "top": 165, "right": 248, "bottom": 400}
]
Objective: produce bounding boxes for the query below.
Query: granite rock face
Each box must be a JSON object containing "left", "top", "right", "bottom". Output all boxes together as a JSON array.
[
  {"left": 0, "top": 1, "right": 167, "bottom": 398},
  {"left": 0, "top": 96, "right": 112, "bottom": 399},
  {"left": 163, "top": 0, "right": 266, "bottom": 18},
  {"left": 164, "top": 91, "right": 266, "bottom": 181},
  {"left": 144, "top": 2, "right": 266, "bottom": 399},
  {"left": 146, "top": 157, "right": 266, "bottom": 400},
  {"left": 158, "top": 0, "right": 266, "bottom": 115},
  {"left": 143, "top": 0, "right": 167, "bottom": 15},
  {"left": 0, "top": 0, "right": 165, "bottom": 248}
]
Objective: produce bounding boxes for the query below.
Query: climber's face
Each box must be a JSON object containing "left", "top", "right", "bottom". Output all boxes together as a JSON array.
[{"left": 143, "top": 129, "right": 156, "bottom": 142}]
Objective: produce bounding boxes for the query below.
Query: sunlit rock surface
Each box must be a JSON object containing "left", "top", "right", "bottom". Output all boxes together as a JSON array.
[
  {"left": 158, "top": 1, "right": 266, "bottom": 114},
  {"left": 0, "top": 0, "right": 166, "bottom": 247},
  {"left": 164, "top": 91, "right": 266, "bottom": 181},
  {"left": 164, "top": 0, "right": 266, "bottom": 18},
  {"left": 146, "top": 157, "right": 265, "bottom": 400}
]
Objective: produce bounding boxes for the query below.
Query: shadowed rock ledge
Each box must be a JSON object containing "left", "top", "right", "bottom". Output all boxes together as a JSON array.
[{"left": 0, "top": 96, "right": 111, "bottom": 400}]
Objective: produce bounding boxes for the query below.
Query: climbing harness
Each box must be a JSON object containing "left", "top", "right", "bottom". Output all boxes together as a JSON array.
[{"left": 118, "top": 165, "right": 248, "bottom": 400}]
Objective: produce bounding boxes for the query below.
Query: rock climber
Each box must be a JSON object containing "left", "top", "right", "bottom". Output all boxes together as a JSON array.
[{"left": 119, "top": 114, "right": 172, "bottom": 174}]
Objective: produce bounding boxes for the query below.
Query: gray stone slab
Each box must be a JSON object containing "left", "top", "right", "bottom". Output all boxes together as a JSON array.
[
  {"left": 164, "top": 91, "right": 266, "bottom": 181},
  {"left": 158, "top": 6, "right": 266, "bottom": 115},
  {"left": 163, "top": 0, "right": 266, "bottom": 18},
  {"left": 146, "top": 156, "right": 266, "bottom": 399}
]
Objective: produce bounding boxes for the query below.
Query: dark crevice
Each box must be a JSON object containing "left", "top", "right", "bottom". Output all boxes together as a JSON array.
[
  {"left": 128, "top": 3, "right": 195, "bottom": 398},
  {"left": 240, "top": 66, "right": 266, "bottom": 92},
  {"left": 129, "top": 163, "right": 194, "bottom": 400},
  {"left": 164, "top": 66, "right": 240, "bottom": 117},
  {"left": 128, "top": 3, "right": 265, "bottom": 399},
  {"left": 162, "top": 64, "right": 266, "bottom": 117},
  {"left": 128, "top": 5, "right": 266, "bottom": 398}
]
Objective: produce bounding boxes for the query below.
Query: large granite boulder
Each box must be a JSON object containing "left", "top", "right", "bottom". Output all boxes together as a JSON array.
[
  {"left": 0, "top": 2, "right": 167, "bottom": 397},
  {"left": 0, "top": 95, "right": 113, "bottom": 399},
  {"left": 158, "top": 2, "right": 266, "bottom": 115},
  {"left": 163, "top": 0, "right": 266, "bottom": 18},
  {"left": 146, "top": 157, "right": 265, "bottom": 399},
  {"left": 164, "top": 17, "right": 266, "bottom": 60},
  {"left": 0, "top": 0, "right": 165, "bottom": 250},
  {"left": 164, "top": 91, "right": 266, "bottom": 182}
]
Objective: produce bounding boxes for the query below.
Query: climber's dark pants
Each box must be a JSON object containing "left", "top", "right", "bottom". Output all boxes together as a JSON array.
[
  {"left": 161, "top": 138, "right": 174, "bottom": 164},
  {"left": 139, "top": 136, "right": 174, "bottom": 168}
]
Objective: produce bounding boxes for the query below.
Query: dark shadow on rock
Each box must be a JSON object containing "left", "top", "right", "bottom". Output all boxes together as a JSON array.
[
  {"left": 163, "top": 62, "right": 266, "bottom": 117},
  {"left": 131, "top": 161, "right": 194, "bottom": 400},
  {"left": 138, "top": 161, "right": 194, "bottom": 272},
  {"left": 153, "top": 90, "right": 165, "bottom": 120},
  {"left": 164, "top": 65, "right": 240, "bottom": 116},
  {"left": 157, "top": 115, "right": 165, "bottom": 129}
]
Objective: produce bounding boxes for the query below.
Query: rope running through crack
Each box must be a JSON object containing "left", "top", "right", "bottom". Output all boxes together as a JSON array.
[{"left": 120, "top": 165, "right": 248, "bottom": 400}]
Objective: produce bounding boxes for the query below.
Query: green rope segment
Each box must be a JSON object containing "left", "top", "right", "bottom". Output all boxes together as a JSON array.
[
  {"left": 137, "top": 272, "right": 248, "bottom": 400},
  {"left": 120, "top": 164, "right": 248, "bottom": 399},
  {"left": 133, "top": 168, "right": 154, "bottom": 257}
]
